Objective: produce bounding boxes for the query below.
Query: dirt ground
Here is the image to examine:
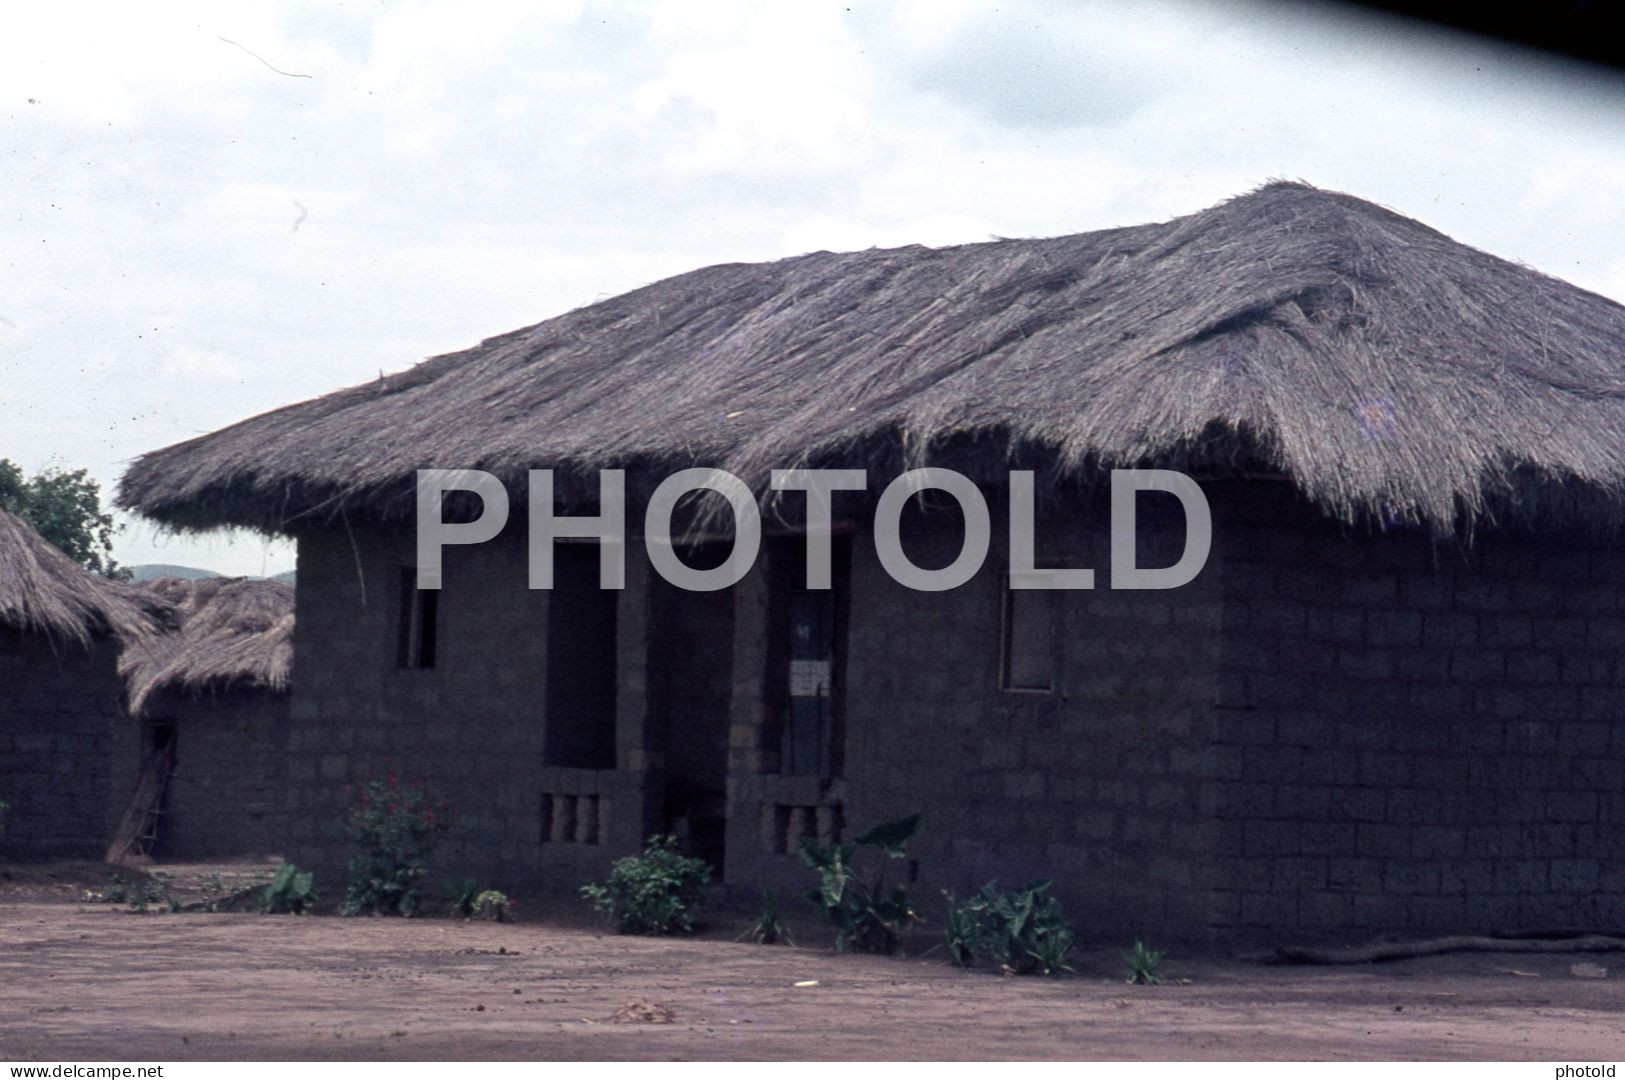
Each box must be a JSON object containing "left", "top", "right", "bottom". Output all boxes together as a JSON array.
[{"left": 2, "top": 864, "right": 1623, "bottom": 1061}]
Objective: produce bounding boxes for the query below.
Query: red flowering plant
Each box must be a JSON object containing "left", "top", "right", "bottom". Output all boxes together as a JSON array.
[{"left": 341, "top": 775, "right": 450, "bottom": 916}]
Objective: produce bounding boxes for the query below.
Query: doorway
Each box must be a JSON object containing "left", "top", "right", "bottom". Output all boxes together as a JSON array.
[
  {"left": 653, "top": 542, "right": 734, "bottom": 875},
  {"left": 768, "top": 534, "right": 849, "bottom": 779}
]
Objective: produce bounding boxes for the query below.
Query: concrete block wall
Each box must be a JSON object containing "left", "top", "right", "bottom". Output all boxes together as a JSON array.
[
  {"left": 722, "top": 489, "right": 1229, "bottom": 938},
  {"left": 287, "top": 489, "right": 1230, "bottom": 935},
  {"left": 290, "top": 521, "right": 555, "bottom": 892},
  {"left": 142, "top": 686, "right": 288, "bottom": 859},
  {"left": 278, "top": 475, "right": 1625, "bottom": 939},
  {"left": 0, "top": 629, "right": 133, "bottom": 860},
  {"left": 288, "top": 520, "right": 673, "bottom": 896},
  {"left": 1206, "top": 483, "right": 1625, "bottom": 935}
]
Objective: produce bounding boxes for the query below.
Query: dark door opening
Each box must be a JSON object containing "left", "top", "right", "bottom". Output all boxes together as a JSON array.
[
  {"left": 654, "top": 542, "right": 734, "bottom": 876},
  {"left": 543, "top": 543, "right": 618, "bottom": 770}
]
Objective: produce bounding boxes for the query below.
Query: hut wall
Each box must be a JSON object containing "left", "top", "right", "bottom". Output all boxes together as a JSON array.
[
  {"left": 723, "top": 490, "right": 1230, "bottom": 937},
  {"left": 277, "top": 476, "right": 1625, "bottom": 937},
  {"left": 286, "top": 521, "right": 659, "bottom": 895},
  {"left": 284, "top": 490, "right": 1229, "bottom": 929},
  {"left": 1207, "top": 483, "right": 1625, "bottom": 936},
  {"left": 140, "top": 686, "right": 288, "bottom": 859},
  {"left": 0, "top": 629, "right": 133, "bottom": 859}
]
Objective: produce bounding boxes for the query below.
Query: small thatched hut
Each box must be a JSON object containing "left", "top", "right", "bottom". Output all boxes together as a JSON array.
[
  {"left": 119, "top": 182, "right": 1625, "bottom": 938},
  {"left": 116, "top": 577, "right": 294, "bottom": 859},
  {"left": 0, "top": 509, "right": 171, "bottom": 859}
]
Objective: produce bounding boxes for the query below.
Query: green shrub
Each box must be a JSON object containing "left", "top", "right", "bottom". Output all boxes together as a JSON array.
[
  {"left": 129, "top": 878, "right": 171, "bottom": 913},
  {"left": 800, "top": 812, "right": 923, "bottom": 954},
  {"left": 741, "top": 890, "right": 794, "bottom": 946},
  {"left": 83, "top": 872, "right": 169, "bottom": 912},
  {"left": 127, "top": 876, "right": 168, "bottom": 913},
  {"left": 942, "top": 879, "right": 1074, "bottom": 975},
  {"left": 473, "top": 889, "right": 511, "bottom": 922},
  {"left": 1124, "top": 938, "right": 1166, "bottom": 985},
  {"left": 582, "top": 835, "right": 711, "bottom": 935},
  {"left": 444, "top": 877, "right": 483, "bottom": 918},
  {"left": 80, "top": 871, "right": 129, "bottom": 905},
  {"left": 261, "top": 864, "right": 317, "bottom": 914},
  {"left": 341, "top": 776, "right": 448, "bottom": 917}
]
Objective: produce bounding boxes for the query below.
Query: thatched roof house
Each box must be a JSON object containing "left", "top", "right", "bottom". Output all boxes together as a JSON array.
[
  {"left": 121, "top": 577, "right": 294, "bottom": 715},
  {"left": 0, "top": 508, "right": 170, "bottom": 647},
  {"left": 115, "top": 183, "right": 1625, "bottom": 939},
  {"left": 112, "top": 577, "right": 295, "bottom": 861},
  {"left": 0, "top": 509, "right": 169, "bottom": 860},
  {"left": 121, "top": 181, "right": 1625, "bottom": 536}
]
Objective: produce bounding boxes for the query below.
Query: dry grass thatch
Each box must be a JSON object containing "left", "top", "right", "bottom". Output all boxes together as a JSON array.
[
  {"left": 118, "top": 181, "right": 1625, "bottom": 537},
  {"left": 0, "top": 509, "right": 173, "bottom": 647},
  {"left": 120, "top": 577, "right": 294, "bottom": 715}
]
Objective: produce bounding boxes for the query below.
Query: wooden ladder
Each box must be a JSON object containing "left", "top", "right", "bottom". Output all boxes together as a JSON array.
[{"left": 106, "top": 742, "right": 176, "bottom": 865}]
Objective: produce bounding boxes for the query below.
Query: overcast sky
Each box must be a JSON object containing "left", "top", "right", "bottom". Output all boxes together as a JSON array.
[{"left": 5, "top": 1, "right": 1625, "bottom": 576}]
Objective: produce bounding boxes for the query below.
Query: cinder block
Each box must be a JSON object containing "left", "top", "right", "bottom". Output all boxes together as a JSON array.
[
  {"left": 1423, "top": 613, "right": 1479, "bottom": 649},
  {"left": 1410, "top": 825, "right": 1466, "bottom": 859},
  {"left": 1383, "top": 861, "right": 1441, "bottom": 896},
  {"left": 1547, "top": 791, "right": 1599, "bottom": 822},
  {"left": 1356, "top": 823, "right": 1410, "bottom": 859}
]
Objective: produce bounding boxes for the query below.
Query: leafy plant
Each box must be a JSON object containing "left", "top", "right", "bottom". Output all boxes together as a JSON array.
[
  {"left": 194, "top": 872, "right": 256, "bottom": 914},
  {"left": 1125, "top": 938, "right": 1166, "bottom": 985},
  {"left": 800, "top": 812, "right": 923, "bottom": 954},
  {"left": 128, "top": 878, "right": 169, "bottom": 913},
  {"left": 581, "top": 835, "right": 711, "bottom": 935},
  {"left": 444, "top": 877, "right": 483, "bottom": 919},
  {"left": 341, "top": 776, "right": 448, "bottom": 917},
  {"left": 473, "top": 890, "right": 511, "bottom": 922},
  {"left": 84, "top": 872, "right": 169, "bottom": 912},
  {"left": 943, "top": 888, "right": 981, "bottom": 968},
  {"left": 261, "top": 864, "right": 317, "bottom": 915},
  {"left": 80, "top": 871, "right": 180, "bottom": 912},
  {"left": 942, "top": 880, "right": 1074, "bottom": 975},
  {"left": 0, "top": 459, "right": 126, "bottom": 577},
  {"left": 741, "top": 890, "right": 794, "bottom": 946}
]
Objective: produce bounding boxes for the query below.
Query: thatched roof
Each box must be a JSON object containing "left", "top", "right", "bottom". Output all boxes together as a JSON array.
[
  {"left": 118, "top": 181, "right": 1625, "bottom": 537},
  {"left": 120, "top": 577, "right": 294, "bottom": 714},
  {"left": 0, "top": 509, "right": 172, "bottom": 647}
]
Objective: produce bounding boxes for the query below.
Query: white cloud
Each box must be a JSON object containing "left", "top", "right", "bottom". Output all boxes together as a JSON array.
[
  {"left": 632, "top": 5, "right": 872, "bottom": 175},
  {"left": 1, "top": 5, "right": 300, "bottom": 123},
  {"left": 160, "top": 346, "right": 253, "bottom": 382}
]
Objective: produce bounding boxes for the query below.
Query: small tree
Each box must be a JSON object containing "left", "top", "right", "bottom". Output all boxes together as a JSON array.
[{"left": 0, "top": 459, "right": 125, "bottom": 578}]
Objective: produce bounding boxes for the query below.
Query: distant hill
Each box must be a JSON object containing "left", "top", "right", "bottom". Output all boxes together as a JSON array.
[
  {"left": 129, "top": 564, "right": 296, "bottom": 586},
  {"left": 271, "top": 570, "right": 296, "bottom": 585},
  {"left": 129, "top": 564, "right": 223, "bottom": 582}
]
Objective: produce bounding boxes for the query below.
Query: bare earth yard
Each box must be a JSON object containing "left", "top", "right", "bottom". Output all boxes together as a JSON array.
[{"left": 2, "top": 870, "right": 1623, "bottom": 1061}]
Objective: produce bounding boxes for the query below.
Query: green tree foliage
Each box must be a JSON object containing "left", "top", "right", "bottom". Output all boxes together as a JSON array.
[{"left": 0, "top": 459, "right": 125, "bottom": 578}]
